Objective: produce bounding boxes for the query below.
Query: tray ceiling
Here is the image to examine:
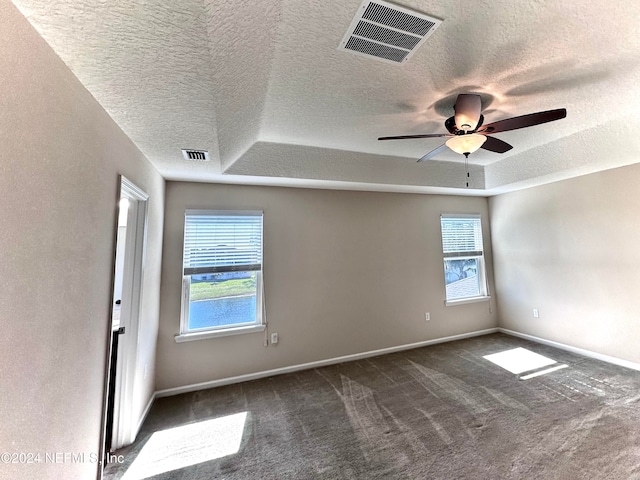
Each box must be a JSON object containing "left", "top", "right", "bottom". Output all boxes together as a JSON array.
[{"left": 11, "top": 0, "right": 640, "bottom": 195}]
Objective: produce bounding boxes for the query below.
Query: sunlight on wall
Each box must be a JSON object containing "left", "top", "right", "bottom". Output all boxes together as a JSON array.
[
  {"left": 118, "top": 197, "right": 130, "bottom": 226},
  {"left": 121, "top": 411, "right": 248, "bottom": 480},
  {"left": 483, "top": 347, "right": 558, "bottom": 375}
]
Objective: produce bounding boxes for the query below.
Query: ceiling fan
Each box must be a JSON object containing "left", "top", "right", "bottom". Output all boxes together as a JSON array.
[{"left": 378, "top": 94, "right": 567, "bottom": 164}]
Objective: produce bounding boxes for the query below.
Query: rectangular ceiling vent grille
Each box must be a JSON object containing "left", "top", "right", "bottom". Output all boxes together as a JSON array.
[
  {"left": 338, "top": 0, "right": 442, "bottom": 65},
  {"left": 182, "top": 149, "right": 210, "bottom": 162}
]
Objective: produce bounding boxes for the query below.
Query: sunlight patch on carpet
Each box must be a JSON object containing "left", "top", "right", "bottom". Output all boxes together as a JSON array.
[
  {"left": 121, "top": 411, "right": 248, "bottom": 480},
  {"left": 483, "top": 347, "right": 557, "bottom": 375}
]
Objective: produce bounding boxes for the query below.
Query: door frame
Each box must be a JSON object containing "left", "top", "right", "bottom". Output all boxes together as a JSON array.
[{"left": 100, "top": 176, "right": 149, "bottom": 469}]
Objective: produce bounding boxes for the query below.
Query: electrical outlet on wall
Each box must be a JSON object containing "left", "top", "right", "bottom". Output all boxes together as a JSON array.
[
  {"left": 533, "top": 308, "right": 539, "bottom": 318},
  {"left": 271, "top": 332, "right": 279, "bottom": 344},
  {"left": 425, "top": 312, "right": 430, "bottom": 321}
]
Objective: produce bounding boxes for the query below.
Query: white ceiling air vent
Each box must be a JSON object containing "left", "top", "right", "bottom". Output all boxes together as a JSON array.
[
  {"left": 338, "top": 0, "right": 442, "bottom": 65},
  {"left": 182, "top": 149, "right": 210, "bottom": 161}
]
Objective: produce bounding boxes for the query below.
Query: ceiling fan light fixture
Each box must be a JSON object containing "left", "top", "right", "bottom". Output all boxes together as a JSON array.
[{"left": 446, "top": 134, "right": 487, "bottom": 156}]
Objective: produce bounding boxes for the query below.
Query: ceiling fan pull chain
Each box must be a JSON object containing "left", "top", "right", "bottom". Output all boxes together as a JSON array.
[{"left": 464, "top": 152, "right": 470, "bottom": 187}]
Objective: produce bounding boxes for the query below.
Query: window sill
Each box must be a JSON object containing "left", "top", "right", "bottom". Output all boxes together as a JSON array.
[
  {"left": 175, "top": 324, "right": 266, "bottom": 343},
  {"left": 445, "top": 296, "right": 491, "bottom": 307}
]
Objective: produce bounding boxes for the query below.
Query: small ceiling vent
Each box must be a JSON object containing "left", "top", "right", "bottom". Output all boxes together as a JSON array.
[
  {"left": 182, "top": 149, "right": 210, "bottom": 162},
  {"left": 338, "top": 0, "right": 442, "bottom": 65}
]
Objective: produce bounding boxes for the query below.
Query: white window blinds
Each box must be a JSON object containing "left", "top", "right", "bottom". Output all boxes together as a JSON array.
[
  {"left": 183, "top": 211, "right": 263, "bottom": 275},
  {"left": 440, "top": 215, "right": 483, "bottom": 257}
]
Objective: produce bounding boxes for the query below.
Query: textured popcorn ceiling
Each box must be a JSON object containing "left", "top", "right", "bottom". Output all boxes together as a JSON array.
[{"left": 12, "top": 0, "right": 640, "bottom": 195}]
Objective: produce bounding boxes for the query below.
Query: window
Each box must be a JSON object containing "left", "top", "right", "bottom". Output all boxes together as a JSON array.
[
  {"left": 178, "top": 210, "right": 264, "bottom": 340},
  {"left": 440, "top": 214, "right": 488, "bottom": 305}
]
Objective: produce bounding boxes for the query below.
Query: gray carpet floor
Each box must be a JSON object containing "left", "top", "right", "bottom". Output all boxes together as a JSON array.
[{"left": 104, "top": 333, "right": 640, "bottom": 479}]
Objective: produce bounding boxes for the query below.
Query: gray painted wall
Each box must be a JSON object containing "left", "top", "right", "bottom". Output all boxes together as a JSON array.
[
  {"left": 156, "top": 182, "right": 497, "bottom": 391},
  {"left": 490, "top": 162, "right": 640, "bottom": 364},
  {"left": 0, "top": 2, "right": 164, "bottom": 478}
]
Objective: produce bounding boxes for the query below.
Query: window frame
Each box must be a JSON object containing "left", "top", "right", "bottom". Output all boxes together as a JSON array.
[
  {"left": 176, "top": 210, "right": 265, "bottom": 343},
  {"left": 440, "top": 214, "right": 490, "bottom": 306}
]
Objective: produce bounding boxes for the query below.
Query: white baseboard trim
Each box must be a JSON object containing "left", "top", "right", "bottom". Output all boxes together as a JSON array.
[
  {"left": 499, "top": 328, "right": 640, "bottom": 372},
  {"left": 156, "top": 327, "right": 499, "bottom": 398},
  {"left": 134, "top": 392, "right": 156, "bottom": 439}
]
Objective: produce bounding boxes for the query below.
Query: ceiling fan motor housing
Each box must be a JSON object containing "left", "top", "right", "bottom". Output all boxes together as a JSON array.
[
  {"left": 446, "top": 115, "right": 484, "bottom": 134},
  {"left": 453, "top": 94, "right": 482, "bottom": 131}
]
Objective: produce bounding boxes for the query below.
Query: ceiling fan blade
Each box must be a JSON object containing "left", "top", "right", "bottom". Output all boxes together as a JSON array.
[
  {"left": 480, "top": 135, "right": 513, "bottom": 154},
  {"left": 378, "top": 133, "right": 450, "bottom": 141},
  {"left": 418, "top": 143, "right": 448, "bottom": 162},
  {"left": 454, "top": 94, "right": 482, "bottom": 131},
  {"left": 479, "top": 108, "right": 567, "bottom": 134}
]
